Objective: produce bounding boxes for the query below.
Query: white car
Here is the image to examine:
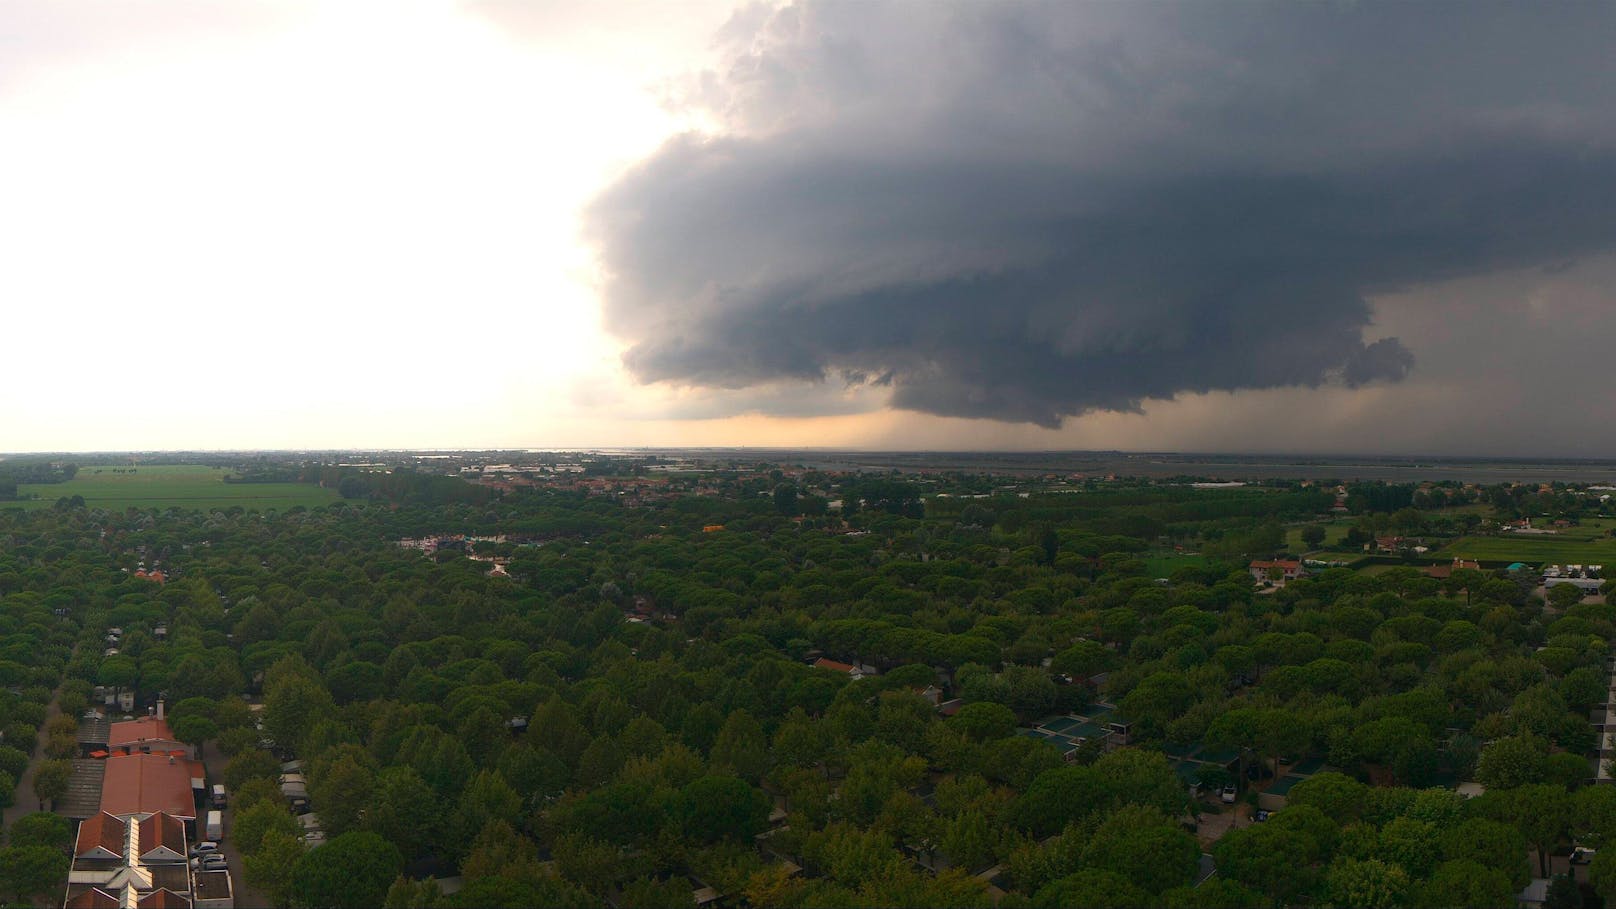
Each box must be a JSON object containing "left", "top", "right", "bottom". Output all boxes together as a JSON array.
[
  {"left": 1220, "top": 785, "right": 1237, "bottom": 804},
  {"left": 188, "top": 842, "right": 219, "bottom": 857},
  {"left": 192, "top": 854, "right": 228, "bottom": 873}
]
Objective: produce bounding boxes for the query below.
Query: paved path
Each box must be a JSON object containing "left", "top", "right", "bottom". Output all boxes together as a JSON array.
[
  {"left": 3, "top": 682, "right": 65, "bottom": 828},
  {"left": 201, "top": 738, "right": 271, "bottom": 908}
]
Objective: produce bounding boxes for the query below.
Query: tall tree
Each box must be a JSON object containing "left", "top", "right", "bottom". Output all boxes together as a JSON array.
[
  {"left": 244, "top": 831, "right": 304, "bottom": 909},
  {"left": 710, "top": 710, "right": 768, "bottom": 782},
  {"left": 290, "top": 831, "right": 403, "bottom": 909},
  {"left": 31, "top": 760, "right": 71, "bottom": 810}
]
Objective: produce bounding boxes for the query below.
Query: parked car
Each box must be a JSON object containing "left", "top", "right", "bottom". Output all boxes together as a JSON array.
[
  {"left": 1220, "top": 785, "right": 1237, "bottom": 804},
  {"left": 192, "top": 854, "right": 228, "bottom": 872},
  {"left": 188, "top": 842, "right": 219, "bottom": 858},
  {"left": 1573, "top": 846, "right": 1597, "bottom": 865}
]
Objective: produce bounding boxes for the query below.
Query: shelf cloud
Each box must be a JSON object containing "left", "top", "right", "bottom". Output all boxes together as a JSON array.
[{"left": 586, "top": 1, "right": 1616, "bottom": 426}]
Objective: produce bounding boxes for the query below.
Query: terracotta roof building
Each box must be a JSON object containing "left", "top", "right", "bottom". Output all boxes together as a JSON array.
[
  {"left": 65, "top": 811, "right": 193, "bottom": 909},
  {"left": 74, "top": 813, "right": 127, "bottom": 861},
  {"left": 138, "top": 813, "right": 186, "bottom": 862},
  {"left": 66, "top": 890, "right": 122, "bottom": 909},
  {"left": 136, "top": 889, "right": 191, "bottom": 908},
  {"left": 108, "top": 715, "right": 184, "bottom": 754},
  {"left": 1248, "top": 559, "right": 1304, "bottom": 582},
  {"left": 811, "top": 657, "right": 877, "bottom": 680},
  {"left": 101, "top": 754, "right": 197, "bottom": 821}
]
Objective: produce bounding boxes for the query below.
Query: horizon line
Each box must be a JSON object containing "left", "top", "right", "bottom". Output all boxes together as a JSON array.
[{"left": 8, "top": 447, "right": 1616, "bottom": 465}]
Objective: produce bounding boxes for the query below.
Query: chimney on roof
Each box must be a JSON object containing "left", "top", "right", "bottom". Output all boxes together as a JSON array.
[
  {"left": 156, "top": 700, "right": 164, "bottom": 722},
  {"left": 168, "top": 755, "right": 175, "bottom": 764}
]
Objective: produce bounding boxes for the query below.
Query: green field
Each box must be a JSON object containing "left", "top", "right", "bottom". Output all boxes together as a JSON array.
[
  {"left": 1285, "top": 519, "right": 1354, "bottom": 553},
  {"left": 1441, "top": 533, "right": 1616, "bottom": 566},
  {"left": 6, "top": 464, "right": 341, "bottom": 512},
  {"left": 1142, "top": 552, "right": 1207, "bottom": 577}
]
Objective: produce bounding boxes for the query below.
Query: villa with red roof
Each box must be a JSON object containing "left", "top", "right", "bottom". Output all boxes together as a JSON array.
[
  {"left": 1248, "top": 559, "right": 1304, "bottom": 583},
  {"left": 811, "top": 657, "right": 878, "bottom": 680}
]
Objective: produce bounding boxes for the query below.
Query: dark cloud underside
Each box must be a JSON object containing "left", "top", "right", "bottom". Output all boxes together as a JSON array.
[{"left": 587, "top": 2, "right": 1616, "bottom": 426}]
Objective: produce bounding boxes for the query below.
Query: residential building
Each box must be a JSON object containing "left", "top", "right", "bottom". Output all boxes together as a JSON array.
[
  {"left": 108, "top": 708, "right": 185, "bottom": 756},
  {"left": 810, "top": 657, "right": 879, "bottom": 680},
  {"left": 1248, "top": 560, "right": 1303, "bottom": 583}
]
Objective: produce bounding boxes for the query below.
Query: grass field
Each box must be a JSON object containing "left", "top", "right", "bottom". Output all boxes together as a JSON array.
[
  {"left": 1441, "top": 533, "right": 1616, "bottom": 566},
  {"left": 1534, "top": 517, "right": 1616, "bottom": 541},
  {"left": 6, "top": 464, "right": 341, "bottom": 512},
  {"left": 1142, "top": 552, "right": 1207, "bottom": 577},
  {"left": 1285, "top": 519, "right": 1354, "bottom": 553}
]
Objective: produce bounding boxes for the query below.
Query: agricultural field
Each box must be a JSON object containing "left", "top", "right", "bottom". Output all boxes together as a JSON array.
[
  {"left": 1440, "top": 532, "right": 1616, "bottom": 566},
  {"left": 7, "top": 464, "right": 340, "bottom": 511}
]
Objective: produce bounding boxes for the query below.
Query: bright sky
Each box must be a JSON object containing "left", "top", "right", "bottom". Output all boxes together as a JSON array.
[
  {"left": 0, "top": 0, "right": 747, "bottom": 451},
  {"left": 3, "top": 2, "right": 1614, "bottom": 456}
]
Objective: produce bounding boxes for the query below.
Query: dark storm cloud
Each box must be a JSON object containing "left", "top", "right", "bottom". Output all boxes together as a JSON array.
[{"left": 586, "top": 2, "right": 1616, "bottom": 426}]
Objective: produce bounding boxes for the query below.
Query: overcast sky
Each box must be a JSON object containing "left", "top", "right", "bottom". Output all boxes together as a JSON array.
[{"left": 3, "top": 1, "right": 1614, "bottom": 456}]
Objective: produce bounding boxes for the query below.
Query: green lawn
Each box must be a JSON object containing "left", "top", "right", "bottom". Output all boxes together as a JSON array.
[
  {"left": 1541, "top": 517, "right": 1616, "bottom": 541},
  {"left": 1285, "top": 519, "right": 1354, "bottom": 553},
  {"left": 1441, "top": 534, "right": 1616, "bottom": 566},
  {"left": 6, "top": 464, "right": 341, "bottom": 512}
]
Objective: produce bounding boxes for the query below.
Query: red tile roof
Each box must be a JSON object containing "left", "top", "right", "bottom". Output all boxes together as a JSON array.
[
  {"left": 812, "top": 657, "right": 858, "bottom": 674},
  {"left": 67, "top": 890, "right": 122, "bottom": 909},
  {"left": 101, "top": 753, "right": 195, "bottom": 820},
  {"left": 138, "top": 812, "right": 186, "bottom": 857},
  {"left": 137, "top": 890, "right": 192, "bottom": 909},
  {"left": 74, "top": 812, "right": 126, "bottom": 858},
  {"left": 1249, "top": 560, "right": 1301, "bottom": 570},
  {"left": 108, "top": 716, "right": 178, "bottom": 749}
]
